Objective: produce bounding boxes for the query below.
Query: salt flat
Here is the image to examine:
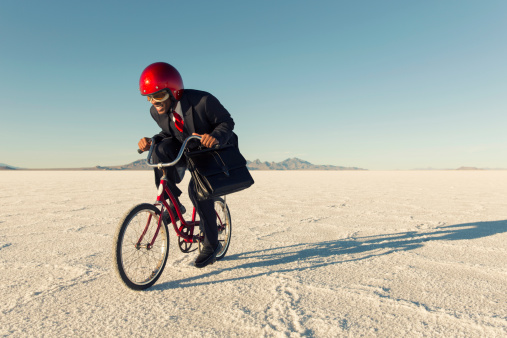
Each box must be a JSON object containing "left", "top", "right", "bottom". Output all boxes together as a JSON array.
[{"left": 0, "top": 171, "right": 506, "bottom": 337}]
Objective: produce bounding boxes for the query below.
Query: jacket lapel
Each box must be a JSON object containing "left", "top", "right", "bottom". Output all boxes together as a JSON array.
[{"left": 175, "top": 94, "right": 195, "bottom": 135}]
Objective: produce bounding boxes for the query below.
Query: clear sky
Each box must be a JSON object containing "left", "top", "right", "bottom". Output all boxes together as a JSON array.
[{"left": 1, "top": 0, "right": 506, "bottom": 170}]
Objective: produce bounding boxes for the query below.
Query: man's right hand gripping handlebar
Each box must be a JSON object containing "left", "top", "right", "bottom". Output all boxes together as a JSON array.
[{"left": 137, "top": 137, "right": 152, "bottom": 154}]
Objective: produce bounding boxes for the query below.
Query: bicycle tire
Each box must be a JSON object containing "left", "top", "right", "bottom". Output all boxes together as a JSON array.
[
  {"left": 113, "top": 203, "right": 169, "bottom": 290},
  {"left": 214, "top": 197, "right": 232, "bottom": 260}
]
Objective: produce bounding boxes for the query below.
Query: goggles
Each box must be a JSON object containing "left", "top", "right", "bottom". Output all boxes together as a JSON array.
[{"left": 147, "top": 90, "right": 170, "bottom": 103}]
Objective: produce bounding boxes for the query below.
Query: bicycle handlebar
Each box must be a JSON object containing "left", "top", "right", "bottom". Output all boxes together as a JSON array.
[{"left": 139, "top": 135, "right": 203, "bottom": 168}]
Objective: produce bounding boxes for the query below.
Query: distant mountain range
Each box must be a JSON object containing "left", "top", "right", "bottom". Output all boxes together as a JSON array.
[
  {"left": 0, "top": 158, "right": 366, "bottom": 171},
  {"left": 0, "top": 163, "right": 18, "bottom": 170},
  {"left": 246, "top": 158, "right": 365, "bottom": 170},
  {"left": 96, "top": 157, "right": 367, "bottom": 171},
  {"left": 2, "top": 160, "right": 506, "bottom": 171}
]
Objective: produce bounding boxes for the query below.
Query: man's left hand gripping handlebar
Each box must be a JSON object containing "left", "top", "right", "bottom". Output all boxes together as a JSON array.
[{"left": 192, "top": 133, "right": 219, "bottom": 148}]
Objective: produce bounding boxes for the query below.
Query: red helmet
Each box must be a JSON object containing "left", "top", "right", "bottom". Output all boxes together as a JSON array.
[{"left": 139, "top": 62, "right": 184, "bottom": 100}]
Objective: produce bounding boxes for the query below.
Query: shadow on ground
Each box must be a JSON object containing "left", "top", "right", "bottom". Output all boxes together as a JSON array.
[{"left": 152, "top": 220, "right": 507, "bottom": 291}]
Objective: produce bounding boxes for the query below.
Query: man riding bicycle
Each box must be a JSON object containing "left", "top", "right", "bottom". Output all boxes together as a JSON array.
[{"left": 137, "top": 62, "right": 237, "bottom": 268}]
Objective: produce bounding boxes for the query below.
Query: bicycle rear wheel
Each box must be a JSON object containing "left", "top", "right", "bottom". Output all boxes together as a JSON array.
[
  {"left": 113, "top": 203, "right": 169, "bottom": 290},
  {"left": 214, "top": 197, "right": 231, "bottom": 260}
]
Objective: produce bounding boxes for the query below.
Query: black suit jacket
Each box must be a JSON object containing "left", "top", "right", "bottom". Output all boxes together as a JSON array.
[{"left": 150, "top": 89, "right": 237, "bottom": 148}]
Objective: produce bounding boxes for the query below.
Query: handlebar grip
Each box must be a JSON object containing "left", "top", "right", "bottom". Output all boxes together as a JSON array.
[{"left": 138, "top": 149, "right": 144, "bottom": 154}]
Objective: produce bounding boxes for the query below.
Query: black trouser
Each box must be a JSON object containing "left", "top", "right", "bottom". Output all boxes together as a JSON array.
[{"left": 152, "top": 138, "right": 218, "bottom": 249}]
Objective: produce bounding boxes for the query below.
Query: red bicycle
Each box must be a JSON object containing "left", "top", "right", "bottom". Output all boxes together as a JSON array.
[{"left": 113, "top": 135, "right": 232, "bottom": 290}]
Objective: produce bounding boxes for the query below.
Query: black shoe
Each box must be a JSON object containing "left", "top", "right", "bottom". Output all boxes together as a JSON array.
[
  {"left": 163, "top": 201, "right": 186, "bottom": 223},
  {"left": 194, "top": 243, "right": 222, "bottom": 268}
]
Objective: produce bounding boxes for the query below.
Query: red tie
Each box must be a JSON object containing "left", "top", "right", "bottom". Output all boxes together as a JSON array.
[{"left": 172, "top": 112, "right": 184, "bottom": 133}]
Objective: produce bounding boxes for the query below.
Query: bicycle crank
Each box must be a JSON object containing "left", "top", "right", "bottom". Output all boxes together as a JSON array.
[{"left": 178, "top": 225, "right": 198, "bottom": 253}]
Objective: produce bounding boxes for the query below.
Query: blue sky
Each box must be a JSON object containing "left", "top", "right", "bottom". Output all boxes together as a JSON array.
[{"left": 1, "top": 0, "right": 506, "bottom": 170}]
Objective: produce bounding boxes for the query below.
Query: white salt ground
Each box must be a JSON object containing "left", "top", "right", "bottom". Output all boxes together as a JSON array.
[{"left": 0, "top": 171, "right": 506, "bottom": 337}]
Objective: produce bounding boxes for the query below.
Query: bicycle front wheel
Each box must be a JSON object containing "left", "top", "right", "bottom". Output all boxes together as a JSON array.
[{"left": 113, "top": 203, "right": 169, "bottom": 290}]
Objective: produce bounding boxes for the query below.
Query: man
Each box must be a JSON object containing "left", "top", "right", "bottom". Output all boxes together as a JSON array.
[{"left": 137, "top": 62, "right": 237, "bottom": 268}]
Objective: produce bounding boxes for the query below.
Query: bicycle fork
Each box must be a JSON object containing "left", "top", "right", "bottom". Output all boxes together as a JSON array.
[{"left": 135, "top": 212, "right": 163, "bottom": 250}]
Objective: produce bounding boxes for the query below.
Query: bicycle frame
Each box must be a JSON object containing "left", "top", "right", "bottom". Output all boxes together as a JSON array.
[
  {"left": 135, "top": 177, "right": 201, "bottom": 250},
  {"left": 158, "top": 176, "right": 200, "bottom": 237},
  {"left": 135, "top": 136, "right": 204, "bottom": 249},
  {"left": 135, "top": 135, "right": 229, "bottom": 251}
]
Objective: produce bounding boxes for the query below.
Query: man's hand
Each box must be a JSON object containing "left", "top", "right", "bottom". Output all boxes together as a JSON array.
[
  {"left": 193, "top": 133, "right": 218, "bottom": 148},
  {"left": 138, "top": 137, "right": 152, "bottom": 152}
]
